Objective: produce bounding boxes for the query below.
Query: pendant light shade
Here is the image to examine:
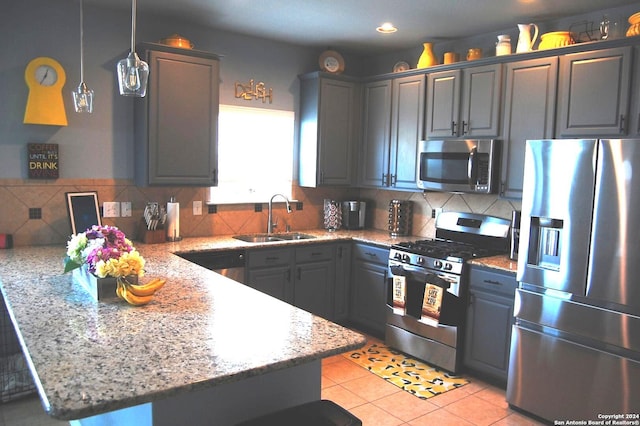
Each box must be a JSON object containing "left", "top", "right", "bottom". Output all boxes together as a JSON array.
[
  {"left": 72, "top": 0, "right": 94, "bottom": 113},
  {"left": 117, "top": 0, "right": 148, "bottom": 97}
]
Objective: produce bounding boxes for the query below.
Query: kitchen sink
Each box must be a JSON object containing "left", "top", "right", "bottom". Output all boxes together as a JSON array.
[{"left": 233, "top": 233, "right": 316, "bottom": 243}]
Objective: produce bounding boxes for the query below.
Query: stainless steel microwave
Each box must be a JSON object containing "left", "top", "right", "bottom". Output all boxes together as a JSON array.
[{"left": 416, "top": 139, "right": 500, "bottom": 193}]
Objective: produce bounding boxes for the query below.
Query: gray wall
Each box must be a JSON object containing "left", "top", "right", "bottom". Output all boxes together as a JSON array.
[{"left": 0, "top": 0, "right": 363, "bottom": 180}]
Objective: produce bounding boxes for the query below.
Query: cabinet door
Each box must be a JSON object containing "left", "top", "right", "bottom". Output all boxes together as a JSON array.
[
  {"left": 359, "top": 80, "right": 392, "bottom": 187},
  {"left": 464, "top": 290, "right": 514, "bottom": 382},
  {"left": 389, "top": 74, "right": 425, "bottom": 190},
  {"left": 299, "top": 75, "right": 358, "bottom": 187},
  {"left": 333, "top": 243, "right": 352, "bottom": 322},
  {"left": 295, "top": 259, "right": 334, "bottom": 319},
  {"left": 557, "top": 46, "right": 632, "bottom": 136},
  {"left": 628, "top": 46, "right": 640, "bottom": 137},
  {"left": 461, "top": 64, "right": 502, "bottom": 137},
  {"left": 247, "top": 266, "right": 291, "bottom": 302},
  {"left": 141, "top": 49, "right": 219, "bottom": 186},
  {"left": 350, "top": 244, "right": 389, "bottom": 337},
  {"left": 425, "top": 69, "right": 461, "bottom": 137},
  {"left": 501, "top": 57, "right": 558, "bottom": 198}
]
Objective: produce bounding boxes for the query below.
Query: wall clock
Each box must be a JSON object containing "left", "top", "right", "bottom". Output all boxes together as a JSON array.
[{"left": 24, "top": 57, "right": 68, "bottom": 126}]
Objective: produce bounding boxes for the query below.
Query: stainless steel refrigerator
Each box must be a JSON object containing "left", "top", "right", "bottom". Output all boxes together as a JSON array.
[{"left": 507, "top": 139, "right": 640, "bottom": 422}]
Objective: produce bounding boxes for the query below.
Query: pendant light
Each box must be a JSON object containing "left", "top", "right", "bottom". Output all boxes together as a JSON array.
[
  {"left": 116, "top": 0, "right": 148, "bottom": 97},
  {"left": 72, "top": 0, "right": 94, "bottom": 113}
]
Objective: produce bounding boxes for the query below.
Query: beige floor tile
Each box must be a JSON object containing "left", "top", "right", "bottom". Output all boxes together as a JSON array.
[
  {"left": 341, "top": 373, "right": 402, "bottom": 402},
  {"left": 321, "top": 384, "right": 368, "bottom": 410},
  {"left": 321, "top": 374, "right": 338, "bottom": 389},
  {"left": 372, "top": 390, "right": 439, "bottom": 422},
  {"left": 474, "top": 384, "right": 510, "bottom": 409},
  {"left": 428, "top": 385, "right": 472, "bottom": 407},
  {"left": 443, "top": 394, "right": 511, "bottom": 426},
  {"left": 408, "top": 407, "right": 474, "bottom": 426},
  {"left": 322, "top": 356, "right": 371, "bottom": 384},
  {"left": 349, "top": 402, "right": 405, "bottom": 426},
  {"left": 492, "top": 410, "right": 548, "bottom": 426}
]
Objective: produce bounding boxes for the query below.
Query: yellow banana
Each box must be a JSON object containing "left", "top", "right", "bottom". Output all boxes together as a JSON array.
[
  {"left": 119, "top": 283, "right": 154, "bottom": 306},
  {"left": 125, "top": 278, "right": 166, "bottom": 297}
]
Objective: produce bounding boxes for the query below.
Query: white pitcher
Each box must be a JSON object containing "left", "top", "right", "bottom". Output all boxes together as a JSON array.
[{"left": 516, "top": 23, "right": 539, "bottom": 53}]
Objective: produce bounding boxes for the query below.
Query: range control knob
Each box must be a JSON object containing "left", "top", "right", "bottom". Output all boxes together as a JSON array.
[
  {"left": 434, "top": 260, "right": 443, "bottom": 269},
  {"left": 416, "top": 257, "right": 424, "bottom": 265},
  {"left": 394, "top": 252, "right": 403, "bottom": 261},
  {"left": 402, "top": 254, "right": 411, "bottom": 263},
  {"left": 444, "top": 263, "right": 453, "bottom": 271}
]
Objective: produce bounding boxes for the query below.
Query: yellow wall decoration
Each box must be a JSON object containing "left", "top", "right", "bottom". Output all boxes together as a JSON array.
[{"left": 24, "top": 57, "right": 68, "bottom": 126}]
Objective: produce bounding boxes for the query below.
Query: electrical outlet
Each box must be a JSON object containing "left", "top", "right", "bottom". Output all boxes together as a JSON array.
[
  {"left": 103, "top": 202, "right": 120, "bottom": 218},
  {"left": 121, "top": 202, "right": 132, "bottom": 217},
  {"left": 193, "top": 200, "right": 202, "bottom": 216},
  {"left": 433, "top": 207, "right": 443, "bottom": 220}
]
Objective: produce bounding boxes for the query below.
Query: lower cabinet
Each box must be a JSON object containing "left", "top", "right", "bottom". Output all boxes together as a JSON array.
[
  {"left": 246, "top": 243, "right": 348, "bottom": 321},
  {"left": 463, "top": 265, "right": 517, "bottom": 385},
  {"left": 349, "top": 243, "right": 390, "bottom": 337}
]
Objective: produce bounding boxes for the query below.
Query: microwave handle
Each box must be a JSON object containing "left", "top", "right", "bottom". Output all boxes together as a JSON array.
[{"left": 467, "top": 147, "right": 478, "bottom": 188}]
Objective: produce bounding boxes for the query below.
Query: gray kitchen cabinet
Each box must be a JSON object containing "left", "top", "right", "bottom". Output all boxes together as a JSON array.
[
  {"left": 299, "top": 73, "right": 360, "bottom": 187},
  {"left": 294, "top": 244, "right": 335, "bottom": 319},
  {"left": 425, "top": 64, "right": 502, "bottom": 138},
  {"left": 359, "top": 74, "right": 424, "bottom": 189},
  {"left": 463, "top": 265, "right": 517, "bottom": 385},
  {"left": 629, "top": 45, "right": 640, "bottom": 137},
  {"left": 135, "top": 43, "right": 220, "bottom": 186},
  {"left": 246, "top": 247, "right": 293, "bottom": 302},
  {"left": 246, "top": 243, "right": 345, "bottom": 321},
  {"left": 349, "top": 243, "right": 390, "bottom": 337},
  {"left": 500, "top": 57, "right": 558, "bottom": 199},
  {"left": 556, "top": 46, "right": 632, "bottom": 137},
  {"left": 333, "top": 243, "right": 352, "bottom": 322}
]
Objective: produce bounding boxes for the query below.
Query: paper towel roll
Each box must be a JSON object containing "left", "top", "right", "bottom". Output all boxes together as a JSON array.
[{"left": 166, "top": 201, "right": 181, "bottom": 241}]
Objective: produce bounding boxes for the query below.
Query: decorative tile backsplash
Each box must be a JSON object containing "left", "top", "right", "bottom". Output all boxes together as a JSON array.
[{"left": 0, "top": 179, "right": 520, "bottom": 247}]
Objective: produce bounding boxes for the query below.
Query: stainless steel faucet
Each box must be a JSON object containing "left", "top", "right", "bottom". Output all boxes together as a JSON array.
[{"left": 268, "top": 194, "right": 292, "bottom": 234}]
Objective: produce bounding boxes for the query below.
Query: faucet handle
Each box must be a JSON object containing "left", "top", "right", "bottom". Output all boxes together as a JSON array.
[{"left": 272, "top": 216, "right": 278, "bottom": 230}]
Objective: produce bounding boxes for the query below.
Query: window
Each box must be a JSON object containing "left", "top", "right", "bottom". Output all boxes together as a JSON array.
[{"left": 207, "top": 105, "right": 295, "bottom": 204}]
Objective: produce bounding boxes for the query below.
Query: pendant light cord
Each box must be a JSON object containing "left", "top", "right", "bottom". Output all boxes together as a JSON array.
[
  {"left": 79, "top": 0, "right": 85, "bottom": 82},
  {"left": 130, "top": 0, "right": 136, "bottom": 53}
]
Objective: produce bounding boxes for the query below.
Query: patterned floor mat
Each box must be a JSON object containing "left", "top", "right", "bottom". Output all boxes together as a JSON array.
[{"left": 343, "top": 342, "right": 468, "bottom": 399}]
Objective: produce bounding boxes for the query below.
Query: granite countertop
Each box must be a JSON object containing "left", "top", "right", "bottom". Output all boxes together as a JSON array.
[
  {"left": 468, "top": 254, "right": 518, "bottom": 274},
  {"left": 0, "top": 228, "right": 412, "bottom": 421}
]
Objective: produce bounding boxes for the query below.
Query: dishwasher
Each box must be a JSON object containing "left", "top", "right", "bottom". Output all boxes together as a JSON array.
[{"left": 177, "top": 249, "right": 246, "bottom": 283}]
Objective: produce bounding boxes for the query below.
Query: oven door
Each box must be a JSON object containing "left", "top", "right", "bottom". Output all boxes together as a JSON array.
[{"left": 387, "top": 262, "right": 464, "bottom": 326}]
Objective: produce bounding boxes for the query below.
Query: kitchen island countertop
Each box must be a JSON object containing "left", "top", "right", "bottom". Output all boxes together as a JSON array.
[{"left": 0, "top": 229, "right": 412, "bottom": 422}]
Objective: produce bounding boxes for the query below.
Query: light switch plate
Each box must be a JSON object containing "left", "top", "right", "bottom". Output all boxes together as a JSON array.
[
  {"left": 193, "top": 200, "right": 202, "bottom": 216},
  {"left": 103, "top": 202, "right": 120, "bottom": 218},
  {"left": 121, "top": 202, "right": 132, "bottom": 217}
]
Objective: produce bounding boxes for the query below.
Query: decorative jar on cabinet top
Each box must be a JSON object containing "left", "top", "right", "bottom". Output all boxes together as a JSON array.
[{"left": 417, "top": 42, "right": 438, "bottom": 68}]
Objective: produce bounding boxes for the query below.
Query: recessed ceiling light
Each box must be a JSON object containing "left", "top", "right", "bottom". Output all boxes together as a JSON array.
[{"left": 376, "top": 22, "right": 397, "bottom": 34}]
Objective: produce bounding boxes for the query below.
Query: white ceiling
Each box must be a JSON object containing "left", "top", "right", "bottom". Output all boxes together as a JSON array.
[{"left": 88, "top": 0, "right": 640, "bottom": 53}]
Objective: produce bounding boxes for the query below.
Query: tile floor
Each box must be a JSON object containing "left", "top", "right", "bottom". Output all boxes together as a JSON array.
[{"left": 0, "top": 340, "right": 546, "bottom": 426}]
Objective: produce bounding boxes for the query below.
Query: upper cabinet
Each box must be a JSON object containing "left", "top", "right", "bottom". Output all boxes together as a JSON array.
[
  {"left": 359, "top": 74, "right": 424, "bottom": 189},
  {"left": 500, "top": 57, "right": 558, "bottom": 199},
  {"left": 299, "top": 73, "right": 360, "bottom": 187},
  {"left": 135, "top": 43, "right": 220, "bottom": 186},
  {"left": 556, "top": 46, "right": 632, "bottom": 137},
  {"left": 425, "top": 64, "right": 502, "bottom": 138}
]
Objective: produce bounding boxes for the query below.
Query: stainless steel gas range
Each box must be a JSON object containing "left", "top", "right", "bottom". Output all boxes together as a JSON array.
[{"left": 386, "top": 211, "right": 511, "bottom": 373}]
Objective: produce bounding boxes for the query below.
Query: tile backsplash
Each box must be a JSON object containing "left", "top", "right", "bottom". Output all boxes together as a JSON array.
[{"left": 0, "top": 179, "right": 520, "bottom": 247}]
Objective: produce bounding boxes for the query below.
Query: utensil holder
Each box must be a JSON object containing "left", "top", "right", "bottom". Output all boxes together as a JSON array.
[
  {"left": 323, "top": 199, "right": 341, "bottom": 231},
  {"left": 388, "top": 200, "right": 412, "bottom": 236}
]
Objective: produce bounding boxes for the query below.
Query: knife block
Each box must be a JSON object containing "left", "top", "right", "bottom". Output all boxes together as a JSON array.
[{"left": 137, "top": 220, "right": 166, "bottom": 244}]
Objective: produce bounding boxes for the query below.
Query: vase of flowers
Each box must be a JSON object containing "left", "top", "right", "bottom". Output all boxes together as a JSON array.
[{"left": 64, "top": 225, "right": 146, "bottom": 301}]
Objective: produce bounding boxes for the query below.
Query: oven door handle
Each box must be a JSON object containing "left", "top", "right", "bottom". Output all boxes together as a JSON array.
[
  {"left": 390, "top": 265, "right": 450, "bottom": 290},
  {"left": 467, "top": 147, "right": 478, "bottom": 189}
]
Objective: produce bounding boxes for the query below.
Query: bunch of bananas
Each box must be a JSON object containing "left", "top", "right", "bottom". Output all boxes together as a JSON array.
[{"left": 116, "top": 277, "right": 166, "bottom": 306}]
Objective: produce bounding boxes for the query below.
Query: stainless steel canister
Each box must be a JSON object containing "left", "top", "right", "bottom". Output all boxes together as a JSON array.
[{"left": 388, "top": 200, "right": 412, "bottom": 236}]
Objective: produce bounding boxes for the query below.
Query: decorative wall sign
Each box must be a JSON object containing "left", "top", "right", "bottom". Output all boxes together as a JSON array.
[
  {"left": 28, "top": 143, "right": 59, "bottom": 179},
  {"left": 234, "top": 79, "right": 273, "bottom": 103}
]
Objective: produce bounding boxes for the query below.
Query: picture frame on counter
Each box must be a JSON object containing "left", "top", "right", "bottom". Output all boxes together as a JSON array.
[{"left": 66, "top": 191, "right": 101, "bottom": 235}]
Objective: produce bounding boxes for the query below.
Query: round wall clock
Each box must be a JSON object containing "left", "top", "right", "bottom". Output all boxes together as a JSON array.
[
  {"left": 319, "top": 50, "right": 345, "bottom": 74},
  {"left": 24, "top": 57, "right": 68, "bottom": 126}
]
